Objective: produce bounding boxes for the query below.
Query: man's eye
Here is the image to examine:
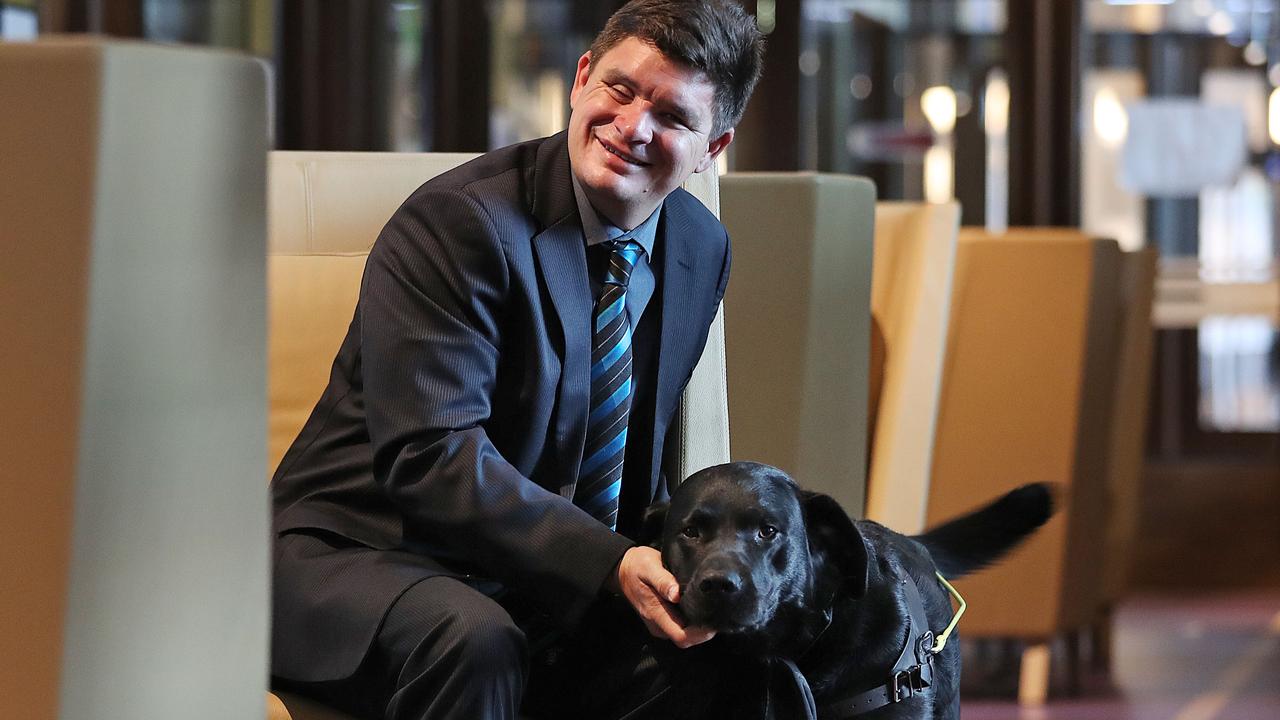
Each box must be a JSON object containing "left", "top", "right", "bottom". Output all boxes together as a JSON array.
[
  {"left": 681, "top": 526, "right": 700, "bottom": 539},
  {"left": 759, "top": 525, "right": 778, "bottom": 540}
]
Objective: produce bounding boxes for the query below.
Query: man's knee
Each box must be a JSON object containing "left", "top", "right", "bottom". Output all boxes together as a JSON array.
[
  {"left": 431, "top": 599, "right": 528, "bottom": 674},
  {"left": 387, "top": 578, "right": 529, "bottom": 683}
]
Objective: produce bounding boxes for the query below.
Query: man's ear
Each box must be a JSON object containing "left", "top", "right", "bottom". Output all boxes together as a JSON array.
[
  {"left": 569, "top": 51, "right": 592, "bottom": 107},
  {"left": 801, "top": 491, "right": 869, "bottom": 598},
  {"left": 694, "top": 129, "right": 734, "bottom": 174},
  {"left": 640, "top": 500, "right": 670, "bottom": 548}
]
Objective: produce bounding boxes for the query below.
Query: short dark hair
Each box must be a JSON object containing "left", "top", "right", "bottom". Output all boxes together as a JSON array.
[{"left": 588, "top": 0, "right": 765, "bottom": 136}]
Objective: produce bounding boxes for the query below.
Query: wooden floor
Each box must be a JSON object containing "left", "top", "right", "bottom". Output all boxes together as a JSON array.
[{"left": 962, "top": 590, "right": 1280, "bottom": 719}]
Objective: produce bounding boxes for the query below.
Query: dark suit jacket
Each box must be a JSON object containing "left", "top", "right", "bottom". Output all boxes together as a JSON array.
[{"left": 270, "top": 132, "right": 731, "bottom": 682}]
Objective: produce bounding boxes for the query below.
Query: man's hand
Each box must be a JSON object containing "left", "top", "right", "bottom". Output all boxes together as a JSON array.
[{"left": 609, "top": 546, "right": 715, "bottom": 649}]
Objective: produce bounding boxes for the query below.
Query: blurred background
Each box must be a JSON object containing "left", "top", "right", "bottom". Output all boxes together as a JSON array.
[
  {"left": 4, "top": 0, "right": 1278, "bottom": 717},
  {"left": 10, "top": 0, "right": 1270, "bottom": 595}
]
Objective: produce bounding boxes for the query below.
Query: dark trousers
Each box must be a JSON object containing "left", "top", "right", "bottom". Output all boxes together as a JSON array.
[{"left": 271, "top": 531, "right": 675, "bottom": 720}]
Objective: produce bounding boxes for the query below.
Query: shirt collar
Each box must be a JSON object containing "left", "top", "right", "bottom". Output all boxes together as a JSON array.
[{"left": 570, "top": 172, "right": 659, "bottom": 257}]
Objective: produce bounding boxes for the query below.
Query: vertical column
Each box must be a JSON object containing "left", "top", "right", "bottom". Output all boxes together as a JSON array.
[
  {"left": 38, "top": 0, "right": 92, "bottom": 32},
  {"left": 1005, "top": 0, "right": 1082, "bottom": 226},
  {"left": 278, "top": 0, "right": 392, "bottom": 150},
  {"left": 734, "top": 0, "right": 801, "bottom": 170},
  {"left": 98, "top": 0, "right": 142, "bottom": 36},
  {"left": 1147, "top": 33, "right": 1205, "bottom": 258},
  {"left": 427, "top": 0, "right": 490, "bottom": 151}
]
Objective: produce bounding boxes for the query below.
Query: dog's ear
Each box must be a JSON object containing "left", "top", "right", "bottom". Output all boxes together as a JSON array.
[
  {"left": 801, "top": 491, "right": 870, "bottom": 598},
  {"left": 639, "top": 500, "right": 670, "bottom": 548}
]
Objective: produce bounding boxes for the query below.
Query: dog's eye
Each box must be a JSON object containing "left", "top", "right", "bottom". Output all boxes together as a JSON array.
[
  {"left": 681, "top": 526, "right": 700, "bottom": 539},
  {"left": 759, "top": 525, "right": 778, "bottom": 540}
]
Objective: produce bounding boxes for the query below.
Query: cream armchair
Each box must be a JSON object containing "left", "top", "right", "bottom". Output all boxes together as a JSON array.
[
  {"left": 927, "top": 228, "right": 1124, "bottom": 705},
  {"left": 718, "top": 173, "right": 878, "bottom": 513},
  {"left": 1, "top": 40, "right": 270, "bottom": 720},
  {"left": 1094, "top": 247, "right": 1158, "bottom": 670},
  {"left": 863, "top": 201, "right": 961, "bottom": 532},
  {"left": 265, "top": 153, "right": 730, "bottom": 720}
]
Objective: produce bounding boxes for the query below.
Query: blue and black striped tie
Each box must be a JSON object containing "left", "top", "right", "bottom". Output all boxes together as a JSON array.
[{"left": 575, "top": 239, "right": 643, "bottom": 530}]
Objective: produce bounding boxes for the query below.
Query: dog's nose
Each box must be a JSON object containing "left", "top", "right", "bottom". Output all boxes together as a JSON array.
[{"left": 697, "top": 572, "right": 742, "bottom": 597}]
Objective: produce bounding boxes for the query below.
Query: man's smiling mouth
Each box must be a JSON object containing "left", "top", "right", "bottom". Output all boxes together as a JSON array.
[{"left": 597, "top": 135, "right": 650, "bottom": 166}]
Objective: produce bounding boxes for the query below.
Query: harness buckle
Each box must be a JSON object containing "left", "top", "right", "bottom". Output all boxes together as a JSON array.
[{"left": 890, "top": 666, "right": 925, "bottom": 702}]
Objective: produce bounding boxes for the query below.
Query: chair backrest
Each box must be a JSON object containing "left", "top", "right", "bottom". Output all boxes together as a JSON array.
[
  {"left": 1, "top": 39, "right": 269, "bottom": 720},
  {"left": 1101, "top": 248, "right": 1158, "bottom": 603},
  {"left": 927, "top": 228, "right": 1122, "bottom": 637},
  {"left": 267, "top": 152, "right": 474, "bottom": 472},
  {"left": 863, "top": 201, "right": 961, "bottom": 533},
  {"left": 267, "top": 153, "right": 729, "bottom": 480},
  {"left": 670, "top": 170, "right": 731, "bottom": 478},
  {"left": 719, "top": 173, "right": 877, "bottom": 513}
]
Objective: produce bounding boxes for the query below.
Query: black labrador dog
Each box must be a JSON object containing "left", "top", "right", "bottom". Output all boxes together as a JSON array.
[{"left": 642, "top": 461, "right": 1054, "bottom": 719}]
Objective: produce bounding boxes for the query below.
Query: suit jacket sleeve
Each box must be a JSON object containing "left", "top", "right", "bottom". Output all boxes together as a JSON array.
[{"left": 359, "top": 183, "right": 633, "bottom": 624}]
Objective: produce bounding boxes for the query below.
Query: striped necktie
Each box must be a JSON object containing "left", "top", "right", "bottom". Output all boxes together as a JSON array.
[{"left": 575, "top": 239, "right": 643, "bottom": 529}]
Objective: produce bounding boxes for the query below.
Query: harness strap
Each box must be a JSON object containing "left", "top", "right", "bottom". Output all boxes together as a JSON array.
[
  {"left": 817, "top": 574, "right": 941, "bottom": 718},
  {"left": 765, "top": 657, "right": 818, "bottom": 720}
]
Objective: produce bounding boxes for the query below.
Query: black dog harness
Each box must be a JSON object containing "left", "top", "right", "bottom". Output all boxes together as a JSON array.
[
  {"left": 757, "top": 571, "right": 962, "bottom": 717},
  {"left": 793, "top": 568, "right": 962, "bottom": 712}
]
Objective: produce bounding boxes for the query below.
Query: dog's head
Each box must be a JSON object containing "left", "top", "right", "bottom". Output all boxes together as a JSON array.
[{"left": 643, "top": 462, "right": 869, "bottom": 638}]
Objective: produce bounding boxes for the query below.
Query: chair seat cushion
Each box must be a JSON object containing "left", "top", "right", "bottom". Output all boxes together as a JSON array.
[{"left": 268, "top": 691, "right": 361, "bottom": 720}]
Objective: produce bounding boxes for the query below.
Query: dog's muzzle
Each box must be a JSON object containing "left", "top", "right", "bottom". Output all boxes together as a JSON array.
[{"left": 682, "top": 558, "right": 765, "bottom": 629}]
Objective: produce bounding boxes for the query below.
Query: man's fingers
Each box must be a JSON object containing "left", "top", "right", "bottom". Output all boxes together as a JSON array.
[
  {"left": 639, "top": 596, "right": 716, "bottom": 648},
  {"left": 633, "top": 556, "right": 681, "bottom": 603},
  {"left": 664, "top": 581, "right": 680, "bottom": 603},
  {"left": 679, "top": 625, "right": 716, "bottom": 648},
  {"left": 655, "top": 578, "right": 679, "bottom": 604},
  {"left": 646, "top": 601, "right": 686, "bottom": 641},
  {"left": 616, "top": 546, "right": 711, "bottom": 647},
  {"left": 657, "top": 613, "right": 716, "bottom": 649}
]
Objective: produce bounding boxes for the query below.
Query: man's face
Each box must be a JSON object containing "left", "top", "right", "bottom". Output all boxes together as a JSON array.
[{"left": 568, "top": 37, "right": 734, "bottom": 229}]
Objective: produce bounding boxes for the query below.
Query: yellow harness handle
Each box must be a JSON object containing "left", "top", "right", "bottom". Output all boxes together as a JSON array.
[{"left": 930, "top": 572, "right": 967, "bottom": 653}]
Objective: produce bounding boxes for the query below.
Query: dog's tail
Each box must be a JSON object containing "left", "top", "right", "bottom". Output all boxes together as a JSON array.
[{"left": 915, "top": 483, "right": 1055, "bottom": 579}]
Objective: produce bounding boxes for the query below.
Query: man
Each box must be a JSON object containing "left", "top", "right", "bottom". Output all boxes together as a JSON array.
[{"left": 270, "top": 2, "right": 764, "bottom": 718}]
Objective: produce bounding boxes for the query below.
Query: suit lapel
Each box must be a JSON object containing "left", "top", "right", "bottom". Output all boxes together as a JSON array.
[
  {"left": 649, "top": 196, "right": 697, "bottom": 492},
  {"left": 533, "top": 220, "right": 591, "bottom": 497},
  {"left": 530, "top": 133, "right": 592, "bottom": 497}
]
